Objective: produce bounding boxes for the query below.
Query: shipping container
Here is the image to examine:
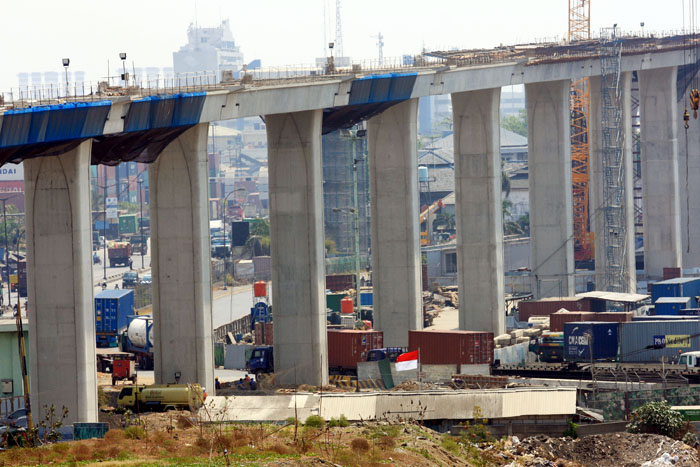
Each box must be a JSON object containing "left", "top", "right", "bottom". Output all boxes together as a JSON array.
[
  {"left": 655, "top": 297, "right": 692, "bottom": 315},
  {"left": 408, "top": 330, "right": 494, "bottom": 365},
  {"left": 564, "top": 322, "right": 619, "bottom": 362},
  {"left": 591, "top": 312, "right": 634, "bottom": 324},
  {"left": 651, "top": 277, "right": 700, "bottom": 308},
  {"left": 633, "top": 314, "right": 699, "bottom": 321},
  {"left": 518, "top": 297, "right": 591, "bottom": 321},
  {"left": 550, "top": 311, "right": 596, "bottom": 332},
  {"left": 254, "top": 322, "right": 273, "bottom": 345},
  {"left": 325, "top": 274, "right": 355, "bottom": 292},
  {"left": 327, "top": 329, "right": 383, "bottom": 373},
  {"left": 619, "top": 320, "right": 700, "bottom": 363},
  {"left": 360, "top": 292, "right": 373, "bottom": 306},
  {"left": 95, "top": 289, "right": 134, "bottom": 347}
]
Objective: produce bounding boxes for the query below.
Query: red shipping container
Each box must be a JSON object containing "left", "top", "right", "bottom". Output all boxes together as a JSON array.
[
  {"left": 591, "top": 311, "right": 633, "bottom": 324},
  {"left": 408, "top": 330, "right": 494, "bottom": 365},
  {"left": 550, "top": 311, "right": 596, "bottom": 332},
  {"left": 254, "top": 322, "right": 274, "bottom": 345},
  {"left": 518, "top": 297, "right": 590, "bottom": 321},
  {"left": 327, "top": 329, "right": 383, "bottom": 372},
  {"left": 325, "top": 274, "right": 355, "bottom": 292},
  {"left": 663, "top": 267, "right": 682, "bottom": 280}
]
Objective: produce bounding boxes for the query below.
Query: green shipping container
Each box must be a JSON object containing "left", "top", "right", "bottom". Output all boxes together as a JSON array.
[
  {"left": 326, "top": 293, "right": 347, "bottom": 313},
  {"left": 673, "top": 406, "right": 700, "bottom": 421},
  {"left": 214, "top": 342, "right": 225, "bottom": 367},
  {"left": 119, "top": 215, "right": 137, "bottom": 235}
]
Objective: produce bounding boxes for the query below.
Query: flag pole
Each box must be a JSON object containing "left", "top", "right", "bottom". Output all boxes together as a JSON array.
[{"left": 418, "top": 347, "right": 422, "bottom": 390}]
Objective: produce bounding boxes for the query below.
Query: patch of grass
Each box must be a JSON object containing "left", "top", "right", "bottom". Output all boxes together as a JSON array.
[
  {"left": 441, "top": 434, "right": 460, "bottom": 455},
  {"left": 350, "top": 437, "right": 370, "bottom": 453}
]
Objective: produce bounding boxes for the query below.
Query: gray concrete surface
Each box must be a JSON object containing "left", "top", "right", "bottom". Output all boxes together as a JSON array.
[
  {"left": 678, "top": 71, "right": 700, "bottom": 269},
  {"left": 526, "top": 79, "right": 575, "bottom": 298},
  {"left": 452, "top": 88, "right": 505, "bottom": 334},
  {"left": 25, "top": 141, "right": 97, "bottom": 424},
  {"left": 150, "top": 123, "right": 214, "bottom": 390},
  {"left": 589, "top": 72, "right": 637, "bottom": 292},
  {"left": 369, "top": 99, "right": 422, "bottom": 347},
  {"left": 267, "top": 110, "right": 328, "bottom": 386},
  {"left": 640, "top": 66, "right": 682, "bottom": 279}
]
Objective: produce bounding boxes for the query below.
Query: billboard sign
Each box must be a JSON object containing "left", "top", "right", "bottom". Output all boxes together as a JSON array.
[{"left": 106, "top": 197, "right": 118, "bottom": 219}]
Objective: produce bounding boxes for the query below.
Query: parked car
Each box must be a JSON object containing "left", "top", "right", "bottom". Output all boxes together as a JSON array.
[
  {"left": 140, "top": 274, "right": 152, "bottom": 285},
  {"left": 122, "top": 272, "right": 139, "bottom": 288}
]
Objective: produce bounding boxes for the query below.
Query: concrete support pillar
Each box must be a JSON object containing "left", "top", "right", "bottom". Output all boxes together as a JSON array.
[
  {"left": 25, "top": 140, "right": 96, "bottom": 423},
  {"left": 639, "top": 67, "right": 682, "bottom": 278},
  {"left": 589, "top": 72, "right": 637, "bottom": 292},
  {"left": 452, "top": 88, "right": 505, "bottom": 334},
  {"left": 150, "top": 123, "right": 214, "bottom": 390},
  {"left": 677, "top": 71, "right": 700, "bottom": 269},
  {"left": 369, "top": 99, "right": 422, "bottom": 346},
  {"left": 267, "top": 110, "right": 327, "bottom": 386},
  {"left": 526, "top": 80, "right": 576, "bottom": 298}
]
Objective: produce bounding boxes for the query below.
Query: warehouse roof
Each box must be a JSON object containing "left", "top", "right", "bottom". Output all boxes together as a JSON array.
[{"left": 576, "top": 291, "right": 650, "bottom": 303}]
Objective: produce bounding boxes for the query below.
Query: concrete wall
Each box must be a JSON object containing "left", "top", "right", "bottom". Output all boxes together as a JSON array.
[
  {"left": 266, "top": 110, "right": 328, "bottom": 386},
  {"left": 526, "top": 80, "right": 575, "bottom": 298},
  {"left": 677, "top": 72, "right": 700, "bottom": 268},
  {"left": 24, "top": 141, "right": 97, "bottom": 423},
  {"left": 639, "top": 66, "right": 682, "bottom": 278},
  {"left": 452, "top": 88, "right": 505, "bottom": 334},
  {"left": 150, "top": 123, "right": 214, "bottom": 391},
  {"left": 369, "top": 100, "right": 422, "bottom": 346}
]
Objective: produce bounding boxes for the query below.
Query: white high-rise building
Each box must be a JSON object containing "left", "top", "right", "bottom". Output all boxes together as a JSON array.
[{"left": 173, "top": 19, "right": 244, "bottom": 79}]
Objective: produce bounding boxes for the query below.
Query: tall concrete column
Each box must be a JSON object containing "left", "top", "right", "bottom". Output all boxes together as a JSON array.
[
  {"left": 589, "top": 72, "right": 637, "bottom": 292},
  {"left": 369, "top": 99, "right": 422, "bottom": 346},
  {"left": 150, "top": 123, "right": 214, "bottom": 391},
  {"left": 677, "top": 70, "right": 700, "bottom": 268},
  {"left": 639, "top": 67, "right": 682, "bottom": 278},
  {"left": 25, "top": 140, "right": 96, "bottom": 423},
  {"left": 452, "top": 89, "right": 505, "bottom": 334},
  {"left": 526, "top": 80, "right": 575, "bottom": 298},
  {"left": 267, "top": 110, "right": 327, "bottom": 386}
]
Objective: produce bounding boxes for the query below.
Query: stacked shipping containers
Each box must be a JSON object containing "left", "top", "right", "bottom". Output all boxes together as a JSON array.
[
  {"left": 408, "top": 330, "right": 494, "bottom": 365},
  {"left": 655, "top": 297, "right": 692, "bottom": 315},
  {"left": 518, "top": 297, "right": 591, "bottom": 321},
  {"left": 651, "top": 277, "right": 700, "bottom": 308},
  {"left": 550, "top": 311, "right": 633, "bottom": 332}
]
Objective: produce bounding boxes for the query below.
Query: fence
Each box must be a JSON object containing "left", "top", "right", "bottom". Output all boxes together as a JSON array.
[
  {"left": 0, "top": 395, "right": 25, "bottom": 418},
  {"left": 582, "top": 386, "right": 700, "bottom": 421},
  {"left": 214, "top": 314, "right": 252, "bottom": 343}
]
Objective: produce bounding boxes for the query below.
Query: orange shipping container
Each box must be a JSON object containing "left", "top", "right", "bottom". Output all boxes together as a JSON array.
[
  {"left": 408, "top": 330, "right": 494, "bottom": 365},
  {"left": 550, "top": 311, "right": 596, "bottom": 332},
  {"left": 518, "top": 297, "right": 592, "bottom": 321}
]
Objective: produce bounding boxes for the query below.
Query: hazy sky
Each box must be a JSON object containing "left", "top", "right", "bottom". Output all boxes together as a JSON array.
[{"left": 0, "top": 0, "right": 690, "bottom": 90}]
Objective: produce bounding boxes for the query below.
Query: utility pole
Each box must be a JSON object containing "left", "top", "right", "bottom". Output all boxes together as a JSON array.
[{"left": 103, "top": 182, "right": 107, "bottom": 280}]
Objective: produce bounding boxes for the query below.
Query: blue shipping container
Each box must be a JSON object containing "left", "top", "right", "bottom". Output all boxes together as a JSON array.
[
  {"left": 564, "top": 322, "right": 619, "bottom": 362},
  {"left": 651, "top": 277, "right": 700, "bottom": 308},
  {"left": 655, "top": 297, "right": 691, "bottom": 315},
  {"left": 360, "top": 292, "right": 373, "bottom": 307},
  {"left": 95, "top": 289, "right": 134, "bottom": 347}
]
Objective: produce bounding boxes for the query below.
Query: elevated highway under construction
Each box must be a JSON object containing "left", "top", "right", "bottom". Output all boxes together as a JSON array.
[{"left": 0, "top": 32, "right": 698, "bottom": 423}]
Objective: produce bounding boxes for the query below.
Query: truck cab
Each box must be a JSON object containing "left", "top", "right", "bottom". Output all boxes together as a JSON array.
[
  {"left": 248, "top": 346, "right": 274, "bottom": 378},
  {"left": 679, "top": 351, "right": 700, "bottom": 368}
]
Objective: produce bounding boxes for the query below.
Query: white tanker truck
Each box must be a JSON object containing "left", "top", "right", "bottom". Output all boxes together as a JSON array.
[{"left": 121, "top": 315, "right": 154, "bottom": 370}]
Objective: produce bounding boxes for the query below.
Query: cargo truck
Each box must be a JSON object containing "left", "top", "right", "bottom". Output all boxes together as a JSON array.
[
  {"left": 122, "top": 315, "right": 154, "bottom": 370},
  {"left": 129, "top": 234, "right": 148, "bottom": 255},
  {"left": 248, "top": 329, "right": 384, "bottom": 378},
  {"left": 95, "top": 289, "right": 134, "bottom": 347},
  {"left": 108, "top": 242, "right": 132, "bottom": 267},
  {"left": 116, "top": 383, "right": 205, "bottom": 412}
]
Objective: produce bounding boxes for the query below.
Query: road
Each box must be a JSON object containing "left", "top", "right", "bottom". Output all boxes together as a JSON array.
[{"left": 212, "top": 284, "right": 260, "bottom": 328}]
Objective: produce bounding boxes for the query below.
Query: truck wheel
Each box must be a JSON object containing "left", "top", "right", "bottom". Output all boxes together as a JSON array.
[
  {"left": 254, "top": 370, "right": 265, "bottom": 382},
  {"left": 112, "top": 377, "right": 116, "bottom": 386}
]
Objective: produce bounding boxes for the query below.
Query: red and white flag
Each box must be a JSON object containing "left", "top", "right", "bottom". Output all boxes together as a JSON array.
[{"left": 395, "top": 350, "right": 419, "bottom": 372}]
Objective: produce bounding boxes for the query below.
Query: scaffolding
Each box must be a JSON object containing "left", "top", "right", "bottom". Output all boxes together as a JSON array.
[
  {"left": 568, "top": 0, "right": 591, "bottom": 42},
  {"left": 571, "top": 78, "right": 593, "bottom": 265},
  {"left": 322, "top": 128, "right": 371, "bottom": 273},
  {"left": 599, "top": 27, "right": 628, "bottom": 292}
]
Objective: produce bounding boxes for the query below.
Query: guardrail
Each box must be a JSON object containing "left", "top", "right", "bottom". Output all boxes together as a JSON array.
[
  {"left": 0, "top": 395, "right": 25, "bottom": 418},
  {"left": 214, "top": 314, "right": 252, "bottom": 343}
]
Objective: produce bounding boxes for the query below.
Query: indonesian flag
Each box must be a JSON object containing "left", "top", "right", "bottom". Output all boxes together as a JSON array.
[{"left": 395, "top": 350, "right": 419, "bottom": 371}]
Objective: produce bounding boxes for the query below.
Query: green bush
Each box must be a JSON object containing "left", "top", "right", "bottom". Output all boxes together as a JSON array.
[
  {"left": 303, "top": 415, "right": 325, "bottom": 428},
  {"left": 626, "top": 401, "right": 685, "bottom": 438},
  {"left": 563, "top": 421, "right": 578, "bottom": 439},
  {"left": 328, "top": 415, "right": 349, "bottom": 428},
  {"left": 124, "top": 425, "right": 147, "bottom": 440}
]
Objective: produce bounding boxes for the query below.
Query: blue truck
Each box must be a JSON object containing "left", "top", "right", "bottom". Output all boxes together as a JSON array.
[{"left": 95, "top": 289, "right": 134, "bottom": 347}]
